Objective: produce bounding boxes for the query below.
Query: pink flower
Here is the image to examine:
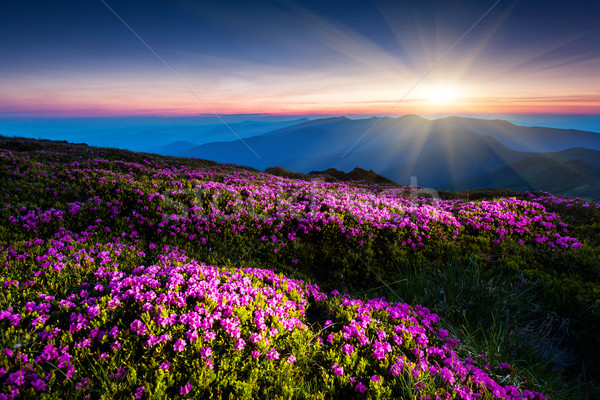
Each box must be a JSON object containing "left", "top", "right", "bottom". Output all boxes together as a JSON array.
[
  {"left": 180, "top": 382, "right": 192, "bottom": 395},
  {"left": 134, "top": 386, "right": 145, "bottom": 399},
  {"left": 331, "top": 363, "right": 344, "bottom": 376},
  {"left": 110, "top": 341, "right": 121, "bottom": 352},
  {"left": 203, "top": 330, "right": 216, "bottom": 342},
  {"left": 342, "top": 344, "right": 354, "bottom": 355},
  {"left": 412, "top": 348, "right": 424, "bottom": 359},
  {"left": 287, "top": 355, "right": 296, "bottom": 364},
  {"left": 355, "top": 382, "right": 367, "bottom": 393},
  {"left": 393, "top": 334, "right": 403, "bottom": 345},
  {"left": 389, "top": 360, "right": 404, "bottom": 377},
  {"left": 200, "top": 346, "right": 212, "bottom": 359},
  {"left": 173, "top": 338, "right": 186, "bottom": 352},
  {"left": 266, "top": 348, "right": 279, "bottom": 360},
  {"left": 234, "top": 338, "right": 246, "bottom": 351},
  {"left": 32, "top": 378, "right": 47, "bottom": 391},
  {"left": 159, "top": 361, "right": 170, "bottom": 371},
  {"left": 130, "top": 319, "right": 147, "bottom": 336}
]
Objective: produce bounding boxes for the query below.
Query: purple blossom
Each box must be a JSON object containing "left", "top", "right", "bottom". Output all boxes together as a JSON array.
[
  {"left": 342, "top": 344, "right": 354, "bottom": 355},
  {"left": 234, "top": 338, "right": 246, "bottom": 350},
  {"left": 355, "top": 382, "right": 367, "bottom": 393},
  {"left": 266, "top": 348, "right": 279, "bottom": 360},
  {"left": 200, "top": 346, "right": 212, "bottom": 359},
  {"left": 173, "top": 338, "right": 186, "bottom": 352},
  {"left": 134, "top": 386, "right": 145, "bottom": 399},
  {"left": 159, "top": 361, "right": 170, "bottom": 371},
  {"left": 331, "top": 363, "right": 344, "bottom": 376},
  {"left": 180, "top": 382, "right": 192, "bottom": 396}
]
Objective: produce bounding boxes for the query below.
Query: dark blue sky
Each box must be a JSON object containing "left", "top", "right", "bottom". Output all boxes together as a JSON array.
[{"left": 1, "top": 0, "right": 599, "bottom": 116}]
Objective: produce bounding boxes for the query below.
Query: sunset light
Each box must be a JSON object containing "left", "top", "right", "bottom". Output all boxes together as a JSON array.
[
  {"left": 425, "top": 85, "right": 461, "bottom": 104},
  {"left": 1, "top": 2, "right": 600, "bottom": 399},
  {"left": 1, "top": 1, "right": 599, "bottom": 117}
]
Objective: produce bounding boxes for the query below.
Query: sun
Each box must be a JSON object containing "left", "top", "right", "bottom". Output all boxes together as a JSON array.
[{"left": 427, "top": 85, "right": 458, "bottom": 103}]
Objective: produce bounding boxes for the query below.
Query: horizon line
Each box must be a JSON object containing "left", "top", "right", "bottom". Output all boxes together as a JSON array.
[{"left": 2, "top": 111, "right": 600, "bottom": 120}]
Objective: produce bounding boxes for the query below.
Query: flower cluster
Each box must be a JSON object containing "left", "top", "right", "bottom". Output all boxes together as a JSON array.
[
  {"left": 1, "top": 136, "right": 591, "bottom": 398},
  {"left": 0, "top": 242, "right": 323, "bottom": 398},
  {"left": 318, "top": 293, "right": 546, "bottom": 399}
]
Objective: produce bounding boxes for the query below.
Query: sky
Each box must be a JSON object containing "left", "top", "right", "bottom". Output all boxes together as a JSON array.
[{"left": 1, "top": 0, "right": 600, "bottom": 118}]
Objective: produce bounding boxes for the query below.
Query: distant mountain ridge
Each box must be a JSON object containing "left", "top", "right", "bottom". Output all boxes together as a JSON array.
[
  {"left": 7, "top": 118, "right": 310, "bottom": 153},
  {"left": 450, "top": 154, "right": 600, "bottom": 200},
  {"left": 157, "top": 115, "right": 600, "bottom": 200}
]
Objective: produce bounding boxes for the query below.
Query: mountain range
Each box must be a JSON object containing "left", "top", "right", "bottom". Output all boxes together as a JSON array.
[
  {"left": 3, "top": 118, "right": 309, "bottom": 153},
  {"left": 154, "top": 115, "right": 600, "bottom": 200}
]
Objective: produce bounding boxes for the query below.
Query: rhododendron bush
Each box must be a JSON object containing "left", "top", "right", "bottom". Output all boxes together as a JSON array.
[
  {"left": 0, "top": 244, "right": 546, "bottom": 399},
  {"left": 1, "top": 137, "right": 598, "bottom": 398}
]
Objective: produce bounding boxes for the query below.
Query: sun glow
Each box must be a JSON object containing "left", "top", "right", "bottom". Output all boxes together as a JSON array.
[{"left": 427, "top": 85, "right": 460, "bottom": 103}]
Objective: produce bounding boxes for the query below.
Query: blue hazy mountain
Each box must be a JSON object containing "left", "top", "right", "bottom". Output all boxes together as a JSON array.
[
  {"left": 449, "top": 153, "right": 600, "bottom": 200},
  {"left": 5, "top": 114, "right": 597, "bottom": 198},
  {"left": 181, "top": 115, "right": 600, "bottom": 166},
  {"left": 175, "top": 115, "right": 600, "bottom": 199},
  {"left": 430, "top": 116, "right": 600, "bottom": 152},
  {"left": 0, "top": 118, "right": 309, "bottom": 153},
  {"left": 175, "top": 115, "right": 436, "bottom": 169}
]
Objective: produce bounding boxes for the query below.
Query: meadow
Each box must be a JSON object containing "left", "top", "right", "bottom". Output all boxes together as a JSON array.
[{"left": 0, "top": 136, "right": 598, "bottom": 399}]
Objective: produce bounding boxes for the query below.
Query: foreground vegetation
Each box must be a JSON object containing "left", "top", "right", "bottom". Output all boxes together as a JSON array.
[{"left": 0, "top": 136, "right": 598, "bottom": 399}]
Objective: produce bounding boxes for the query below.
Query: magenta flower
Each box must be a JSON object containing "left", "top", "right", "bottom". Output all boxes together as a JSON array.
[
  {"left": 32, "top": 378, "right": 47, "bottom": 391},
  {"left": 180, "top": 382, "right": 192, "bottom": 395},
  {"left": 266, "top": 348, "right": 279, "bottom": 360},
  {"left": 355, "top": 382, "right": 367, "bottom": 393},
  {"left": 342, "top": 344, "right": 354, "bottom": 355},
  {"left": 389, "top": 360, "right": 404, "bottom": 377},
  {"left": 173, "top": 338, "right": 186, "bottom": 352},
  {"left": 134, "top": 386, "right": 145, "bottom": 399},
  {"left": 203, "top": 330, "right": 216, "bottom": 342},
  {"left": 130, "top": 319, "right": 147, "bottom": 335},
  {"left": 331, "top": 363, "right": 344, "bottom": 376},
  {"left": 234, "top": 338, "right": 246, "bottom": 350},
  {"left": 200, "top": 346, "right": 212, "bottom": 359},
  {"left": 159, "top": 361, "right": 170, "bottom": 371}
]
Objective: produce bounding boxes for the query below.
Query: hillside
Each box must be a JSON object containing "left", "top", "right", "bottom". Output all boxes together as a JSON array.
[
  {"left": 179, "top": 115, "right": 600, "bottom": 165},
  {"left": 1, "top": 136, "right": 599, "bottom": 399},
  {"left": 173, "top": 116, "right": 600, "bottom": 199},
  {"left": 450, "top": 156, "right": 600, "bottom": 199}
]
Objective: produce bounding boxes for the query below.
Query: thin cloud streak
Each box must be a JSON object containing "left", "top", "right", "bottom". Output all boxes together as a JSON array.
[{"left": 0, "top": 1, "right": 599, "bottom": 117}]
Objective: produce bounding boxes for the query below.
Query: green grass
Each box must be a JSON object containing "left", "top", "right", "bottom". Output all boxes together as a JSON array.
[{"left": 1, "top": 136, "right": 599, "bottom": 399}]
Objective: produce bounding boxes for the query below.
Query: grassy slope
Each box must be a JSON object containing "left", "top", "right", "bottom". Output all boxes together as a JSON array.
[{"left": 1, "top": 136, "right": 599, "bottom": 399}]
